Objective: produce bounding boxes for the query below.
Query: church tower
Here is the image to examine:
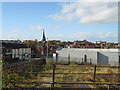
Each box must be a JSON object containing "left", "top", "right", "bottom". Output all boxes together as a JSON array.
[
  {"left": 41, "top": 29, "right": 47, "bottom": 57},
  {"left": 42, "top": 29, "right": 46, "bottom": 43}
]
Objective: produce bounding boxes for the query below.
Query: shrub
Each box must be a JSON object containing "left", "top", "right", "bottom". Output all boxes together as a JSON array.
[{"left": 2, "top": 61, "right": 25, "bottom": 88}]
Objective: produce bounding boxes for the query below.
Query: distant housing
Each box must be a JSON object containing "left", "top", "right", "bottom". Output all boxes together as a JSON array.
[{"left": 1, "top": 41, "right": 31, "bottom": 63}]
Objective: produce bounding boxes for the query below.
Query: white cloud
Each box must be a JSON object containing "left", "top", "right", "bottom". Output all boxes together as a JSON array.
[
  {"left": 48, "top": 32, "right": 117, "bottom": 42},
  {"left": 2, "top": 34, "right": 36, "bottom": 40},
  {"left": 51, "top": 25, "right": 61, "bottom": 30},
  {"left": 76, "top": 0, "right": 119, "bottom": 2},
  {"left": 2, "top": 0, "right": 119, "bottom": 2},
  {"left": 12, "top": 30, "right": 18, "bottom": 33},
  {"left": 31, "top": 25, "right": 44, "bottom": 31},
  {"left": 2, "top": 32, "right": 117, "bottom": 42},
  {"left": 48, "top": 2, "right": 118, "bottom": 24}
]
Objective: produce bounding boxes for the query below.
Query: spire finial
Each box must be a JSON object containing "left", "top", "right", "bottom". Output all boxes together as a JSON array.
[{"left": 42, "top": 29, "right": 46, "bottom": 42}]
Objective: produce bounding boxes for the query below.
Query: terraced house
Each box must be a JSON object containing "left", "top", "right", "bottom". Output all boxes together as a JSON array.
[{"left": 1, "top": 40, "right": 31, "bottom": 63}]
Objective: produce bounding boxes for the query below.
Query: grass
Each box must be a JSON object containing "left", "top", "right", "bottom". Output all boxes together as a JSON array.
[{"left": 2, "top": 60, "right": 120, "bottom": 88}]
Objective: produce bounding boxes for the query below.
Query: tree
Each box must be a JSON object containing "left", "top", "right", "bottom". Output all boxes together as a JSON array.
[
  {"left": 23, "top": 40, "right": 38, "bottom": 46},
  {"left": 107, "top": 43, "right": 113, "bottom": 48},
  {"left": 48, "top": 40, "right": 56, "bottom": 46}
]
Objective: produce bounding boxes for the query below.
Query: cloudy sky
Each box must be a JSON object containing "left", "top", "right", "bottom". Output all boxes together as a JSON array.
[{"left": 2, "top": 1, "right": 118, "bottom": 42}]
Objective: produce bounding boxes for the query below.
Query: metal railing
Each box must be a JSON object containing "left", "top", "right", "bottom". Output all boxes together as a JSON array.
[{"left": 8, "top": 64, "right": 120, "bottom": 89}]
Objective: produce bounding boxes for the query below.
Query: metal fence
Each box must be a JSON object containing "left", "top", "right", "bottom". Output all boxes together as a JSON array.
[{"left": 5, "top": 63, "right": 120, "bottom": 89}]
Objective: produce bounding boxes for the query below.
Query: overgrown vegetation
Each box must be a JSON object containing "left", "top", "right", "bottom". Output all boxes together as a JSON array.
[
  {"left": 2, "top": 59, "right": 120, "bottom": 89},
  {"left": 2, "top": 60, "right": 26, "bottom": 88}
]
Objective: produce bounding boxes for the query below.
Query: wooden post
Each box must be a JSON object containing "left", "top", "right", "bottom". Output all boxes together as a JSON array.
[
  {"left": 93, "top": 65, "right": 96, "bottom": 82},
  {"left": 108, "top": 85, "right": 110, "bottom": 90},
  {"left": 51, "top": 64, "right": 55, "bottom": 87}
]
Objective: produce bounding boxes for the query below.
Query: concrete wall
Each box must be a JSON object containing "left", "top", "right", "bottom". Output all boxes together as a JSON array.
[
  {"left": 57, "top": 48, "right": 119, "bottom": 66},
  {"left": 97, "top": 51, "right": 119, "bottom": 66}
]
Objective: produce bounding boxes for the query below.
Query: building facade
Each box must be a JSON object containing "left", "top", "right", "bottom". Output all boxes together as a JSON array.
[{"left": 1, "top": 42, "right": 31, "bottom": 63}]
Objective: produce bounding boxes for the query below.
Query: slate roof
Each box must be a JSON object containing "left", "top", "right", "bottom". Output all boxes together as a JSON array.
[{"left": 1, "top": 42, "right": 28, "bottom": 49}]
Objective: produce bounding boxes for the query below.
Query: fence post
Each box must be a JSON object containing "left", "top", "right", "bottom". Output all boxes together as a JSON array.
[
  {"left": 93, "top": 65, "right": 96, "bottom": 82},
  {"left": 51, "top": 64, "right": 56, "bottom": 87},
  {"left": 108, "top": 85, "right": 110, "bottom": 90},
  {"left": 118, "top": 64, "right": 120, "bottom": 83}
]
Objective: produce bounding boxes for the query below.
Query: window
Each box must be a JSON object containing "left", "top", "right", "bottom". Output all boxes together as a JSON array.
[{"left": 7, "top": 49, "right": 11, "bottom": 52}]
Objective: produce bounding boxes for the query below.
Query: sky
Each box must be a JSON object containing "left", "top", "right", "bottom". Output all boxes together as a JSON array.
[{"left": 1, "top": 1, "right": 119, "bottom": 42}]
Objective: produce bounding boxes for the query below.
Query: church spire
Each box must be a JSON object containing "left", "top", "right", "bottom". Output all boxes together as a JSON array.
[{"left": 42, "top": 29, "right": 46, "bottom": 42}]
